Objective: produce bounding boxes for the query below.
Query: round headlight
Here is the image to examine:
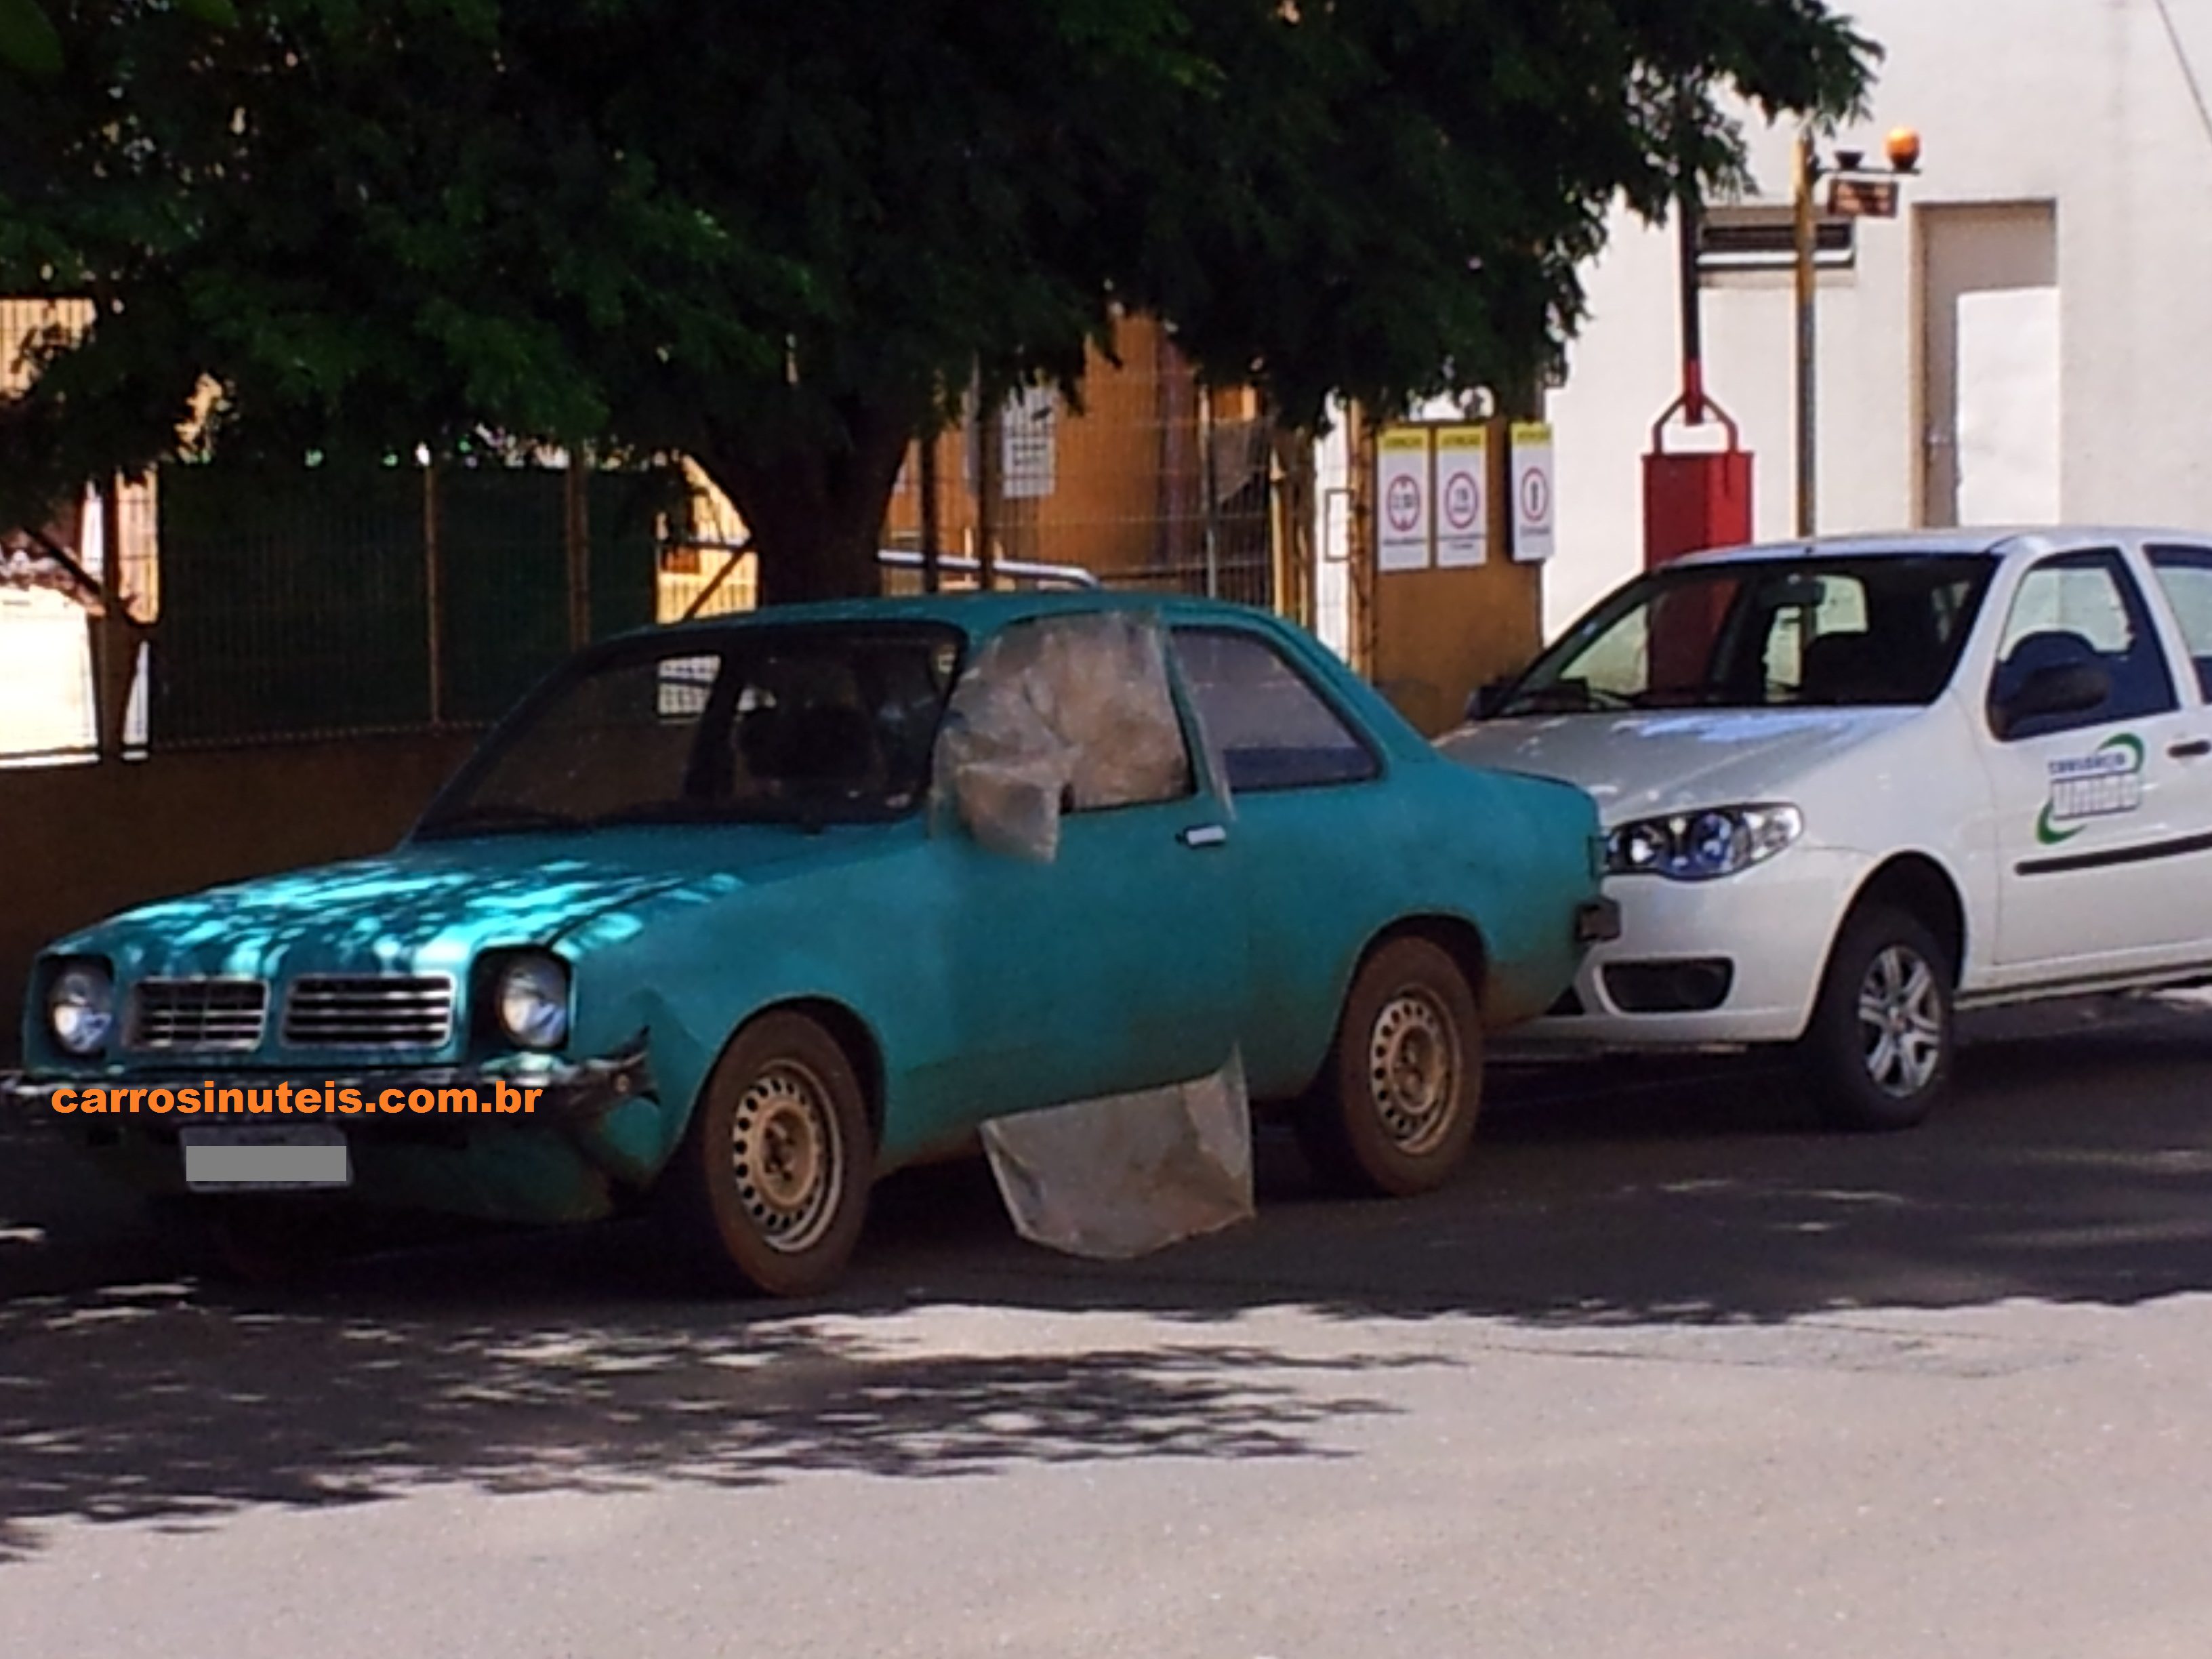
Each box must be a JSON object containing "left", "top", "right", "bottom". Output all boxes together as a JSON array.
[
  {"left": 48, "top": 962, "right": 115, "bottom": 1056},
  {"left": 495, "top": 955, "right": 570, "bottom": 1050}
]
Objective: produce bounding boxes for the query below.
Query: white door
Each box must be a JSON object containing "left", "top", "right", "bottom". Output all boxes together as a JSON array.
[
  {"left": 1983, "top": 548, "right": 2207, "bottom": 975},
  {"left": 1919, "top": 202, "right": 2060, "bottom": 529},
  {"left": 1955, "top": 288, "right": 2060, "bottom": 525}
]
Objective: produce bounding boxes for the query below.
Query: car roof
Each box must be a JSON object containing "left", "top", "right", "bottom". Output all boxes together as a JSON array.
[
  {"left": 1668, "top": 527, "right": 2212, "bottom": 567},
  {"left": 637, "top": 588, "right": 1281, "bottom": 642}
]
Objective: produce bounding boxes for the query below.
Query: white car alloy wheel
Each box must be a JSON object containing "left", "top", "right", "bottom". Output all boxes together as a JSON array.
[
  {"left": 1856, "top": 943, "right": 1945, "bottom": 1099},
  {"left": 729, "top": 1059, "right": 844, "bottom": 1255},
  {"left": 1799, "top": 904, "right": 1955, "bottom": 1133}
]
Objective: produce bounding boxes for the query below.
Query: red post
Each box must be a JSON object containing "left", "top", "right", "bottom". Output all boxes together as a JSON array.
[
  {"left": 1642, "top": 393, "right": 1753, "bottom": 570},
  {"left": 1643, "top": 394, "right": 1753, "bottom": 691}
]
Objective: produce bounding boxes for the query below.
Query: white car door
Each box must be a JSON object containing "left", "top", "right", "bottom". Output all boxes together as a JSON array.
[{"left": 1982, "top": 545, "right": 2211, "bottom": 975}]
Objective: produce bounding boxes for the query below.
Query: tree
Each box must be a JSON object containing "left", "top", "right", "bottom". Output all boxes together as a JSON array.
[{"left": 0, "top": 1, "right": 1875, "bottom": 602}]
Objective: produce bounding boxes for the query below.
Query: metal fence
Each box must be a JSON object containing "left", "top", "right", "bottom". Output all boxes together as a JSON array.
[
  {"left": 1, "top": 320, "right": 1298, "bottom": 768},
  {"left": 0, "top": 460, "right": 674, "bottom": 764},
  {"left": 878, "top": 319, "right": 1279, "bottom": 610}
]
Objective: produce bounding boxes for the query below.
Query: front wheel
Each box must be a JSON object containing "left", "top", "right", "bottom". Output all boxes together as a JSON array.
[
  {"left": 659, "top": 1011, "right": 875, "bottom": 1296},
  {"left": 1297, "top": 937, "right": 1483, "bottom": 1197},
  {"left": 1797, "top": 905, "right": 1955, "bottom": 1132}
]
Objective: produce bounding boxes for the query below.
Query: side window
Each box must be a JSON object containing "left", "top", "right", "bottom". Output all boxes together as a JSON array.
[
  {"left": 1988, "top": 550, "right": 2178, "bottom": 741},
  {"left": 941, "top": 613, "right": 1193, "bottom": 828},
  {"left": 1172, "top": 627, "right": 1380, "bottom": 792},
  {"left": 2147, "top": 544, "right": 2212, "bottom": 701}
]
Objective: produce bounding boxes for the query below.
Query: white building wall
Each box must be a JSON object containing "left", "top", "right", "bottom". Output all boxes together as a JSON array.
[{"left": 1546, "top": 0, "right": 2212, "bottom": 634}]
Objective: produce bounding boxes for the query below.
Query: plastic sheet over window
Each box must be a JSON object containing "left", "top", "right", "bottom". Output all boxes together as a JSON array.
[
  {"left": 932, "top": 611, "right": 1191, "bottom": 861},
  {"left": 980, "top": 1050, "right": 1254, "bottom": 1260}
]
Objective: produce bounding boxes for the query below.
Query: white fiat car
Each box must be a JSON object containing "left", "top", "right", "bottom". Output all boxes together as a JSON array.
[{"left": 1442, "top": 529, "right": 2212, "bottom": 1130}]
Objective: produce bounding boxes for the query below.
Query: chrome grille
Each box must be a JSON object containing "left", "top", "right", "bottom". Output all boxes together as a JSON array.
[
  {"left": 131, "top": 979, "right": 269, "bottom": 1052},
  {"left": 283, "top": 976, "right": 454, "bottom": 1048}
]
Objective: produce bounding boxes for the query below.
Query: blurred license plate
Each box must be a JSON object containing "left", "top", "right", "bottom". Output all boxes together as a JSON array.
[{"left": 180, "top": 1123, "right": 352, "bottom": 1190}]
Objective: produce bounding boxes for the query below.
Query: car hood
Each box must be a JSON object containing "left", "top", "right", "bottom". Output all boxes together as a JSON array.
[
  {"left": 55, "top": 821, "right": 911, "bottom": 983},
  {"left": 1437, "top": 708, "right": 1918, "bottom": 823}
]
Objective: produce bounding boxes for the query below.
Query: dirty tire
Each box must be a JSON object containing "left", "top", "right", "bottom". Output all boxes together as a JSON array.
[
  {"left": 1298, "top": 937, "right": 1483, "bottom": 1197},
  {"left": 660, "top": 1010, "right": 874, "bottom": 1297},
  {"left": 1797, "top": 904, "right": 1954, "bottom": 1132}
]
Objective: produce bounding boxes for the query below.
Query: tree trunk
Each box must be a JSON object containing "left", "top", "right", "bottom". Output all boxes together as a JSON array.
[{"left": 694, "top": 395, "right": 922, "bottom": 605}]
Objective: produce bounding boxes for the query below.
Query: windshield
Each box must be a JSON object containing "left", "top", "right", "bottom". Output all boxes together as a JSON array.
[
  {"left": 1498, "top": 556, "right": 1995, "bottom": 716},
  {"left": 417, "top": 623, "right": 964, "bottom": 838}
]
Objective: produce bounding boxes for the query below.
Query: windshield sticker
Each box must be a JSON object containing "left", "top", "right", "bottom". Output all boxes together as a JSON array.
[{"left": 2036, "top": 733, "right": 2146, "bottom": 846}]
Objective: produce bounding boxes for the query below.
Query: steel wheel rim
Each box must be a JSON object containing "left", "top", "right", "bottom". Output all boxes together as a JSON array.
[
  {"left": 1367, "top": 987, "right": 1460, "bottom": 1155},
  {"left": 730, "top": 1059, "right": 843, "bottom": 1254},
  {"left": 1856, "top": 944, "right": 1944, "bottom": 1099}
]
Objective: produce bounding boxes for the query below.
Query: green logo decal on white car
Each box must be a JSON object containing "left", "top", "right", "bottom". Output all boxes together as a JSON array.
[{"left": 2037, "top": 733, "right": 2146, "bottom": 846}]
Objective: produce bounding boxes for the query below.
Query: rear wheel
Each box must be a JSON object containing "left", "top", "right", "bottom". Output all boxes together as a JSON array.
[
  {"left": 1797, "top": 905, "right": 1955, "bottom": 1132},
  {"left": 659, "top": 1010, "right": 874, "bottom": 1296},
  {"left": 1297, "top": 937, "right": 1483, "bottom": 1196}
]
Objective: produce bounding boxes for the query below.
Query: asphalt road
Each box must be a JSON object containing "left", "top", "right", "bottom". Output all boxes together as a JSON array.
[{"left": 6, "top": 997, "right": 2212, "bottom": 1657}]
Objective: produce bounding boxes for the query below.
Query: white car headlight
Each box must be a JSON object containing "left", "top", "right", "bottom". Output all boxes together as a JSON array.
[
  {"left": 47, "top": 961, "right": 115, "bottom": 1055},
  {"left": 495, "top": 954, "right": 571, "bottom": 1050},
  {"left": 1606, "top": 804, "right": 1803, "bottom": 882}
]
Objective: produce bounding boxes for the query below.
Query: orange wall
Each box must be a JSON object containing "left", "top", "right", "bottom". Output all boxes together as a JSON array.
[{"left": 883, "top": 315, "right": 1223, "bottom": 580}]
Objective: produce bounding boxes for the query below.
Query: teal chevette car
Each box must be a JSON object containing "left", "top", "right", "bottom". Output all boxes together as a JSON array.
[{"left": 13, "top": 594, "right": 1612, "bottom": 1294}]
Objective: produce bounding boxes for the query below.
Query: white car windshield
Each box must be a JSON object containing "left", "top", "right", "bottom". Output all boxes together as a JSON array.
[{"left": 1499, "top": 556, "right": 1996, "bottom": 716}]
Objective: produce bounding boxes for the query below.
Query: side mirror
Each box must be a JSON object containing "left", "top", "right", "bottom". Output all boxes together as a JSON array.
[
  {"left": 1465, "top": 680, "right": 1512, "bottom": 722},
  {"left": 1995, "top": 660, "right": 2111, "bottom": 737}
]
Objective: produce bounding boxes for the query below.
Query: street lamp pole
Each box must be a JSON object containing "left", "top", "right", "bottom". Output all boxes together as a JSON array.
[
  {"left": 1790, "top": 124, "right": 1922, "bottom": 544},
  {"left": 1793, "top": 127, "right": 1819, "bottom": 540}
]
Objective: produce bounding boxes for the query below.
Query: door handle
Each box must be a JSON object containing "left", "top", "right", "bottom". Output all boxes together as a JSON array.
[
  {"left": 2169, "top": 739, "right": 2212, "bottom": 760},
  {"left": 1179, "top": 824, "right": 1229, "bottom": 849}
]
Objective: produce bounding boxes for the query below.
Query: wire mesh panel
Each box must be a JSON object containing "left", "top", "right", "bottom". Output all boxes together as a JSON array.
[
  {"left": 154, "top": 463, "right": 434, "bottom": 743},
  {"left": 145, "top": 460, "right": 665, "bottom": 749},
  {"left": 880, "top": 317, "right": 1277, "bottom": 610}
]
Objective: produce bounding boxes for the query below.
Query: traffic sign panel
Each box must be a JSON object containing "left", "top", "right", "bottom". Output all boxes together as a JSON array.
[
  {"left": 1378, "top": 428, "right": 1433, "bottom": 572},
  {"left": 1511, "top": 422, "right": 1556, "bottom": 564},
  {"left": 1435, "top": 425, "right": 1488, "bottom": 567}
]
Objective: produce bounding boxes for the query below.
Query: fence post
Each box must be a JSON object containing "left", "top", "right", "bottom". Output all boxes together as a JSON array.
[
  {"left": 91, "top": 474, "right": 128, "bottom": 762},
  {"left": 1269, "top": 422, "right": 1317, "bottom": 629},
  {"left": 918, "top": 428, "right": 942, "bottom": 594},
  {"left": 1346, "top": 404, "right": 1378, "bottom": 679},
  {"left": 565, "top": 449, "right": 592, "bottom": 647},
  {"left": 976, "top": 397, "right": 1002, "bottom": 592},
  {"left": 423, "top": 460, "right": 444, "bottom": 724}
]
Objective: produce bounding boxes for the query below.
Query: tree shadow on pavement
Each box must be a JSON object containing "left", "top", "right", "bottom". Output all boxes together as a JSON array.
[
  {"left": 3, "top": 1000, "right": 2211, "bottom": 1557},
  {"left": 0, "top": 1275, "right": 1420, "bottom": 1561}
]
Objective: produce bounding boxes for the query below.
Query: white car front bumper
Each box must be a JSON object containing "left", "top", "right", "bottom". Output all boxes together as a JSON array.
[{"left": 1504, "top": 846, "right": 1875, "bottom": 1051}]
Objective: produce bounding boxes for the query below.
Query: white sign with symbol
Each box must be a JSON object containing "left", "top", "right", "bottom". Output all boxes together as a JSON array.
[
  {"left": 1511, "top": 421, "right": 1555, "bottom": 564},
  {"left": 1378, "top": 428, "right": 1432, "bottom": 572},
  {"left": 1002, "top": 386, "right": 1058, "bottom": 500},
  {"left": 1435, "top": 426, "right": 1488, "bottom": 567}
]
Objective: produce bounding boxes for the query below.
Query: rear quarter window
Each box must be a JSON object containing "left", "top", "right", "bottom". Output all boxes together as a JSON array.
[{"left": 1172, "top": 628, "right": 1380, "bottom": 793}]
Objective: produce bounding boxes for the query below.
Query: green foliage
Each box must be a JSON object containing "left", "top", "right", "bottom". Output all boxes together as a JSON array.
[
  {"left": 0, "top": 0, "right": 60, "bottom": 75},
  {"left": 0, "top": 0, "right": 1875, "bottom": 596}
]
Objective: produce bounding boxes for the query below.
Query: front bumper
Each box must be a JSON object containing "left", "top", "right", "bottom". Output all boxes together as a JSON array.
[
  {"left": 4, "top": 1036, "right": 653, "bottom": 1125},
  {"left": 4, "top": 1036, "right": 667, "bottom": 1224},
  {"left": 1502, "top": 848, "right": 1869, "bottom": 1051}
]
